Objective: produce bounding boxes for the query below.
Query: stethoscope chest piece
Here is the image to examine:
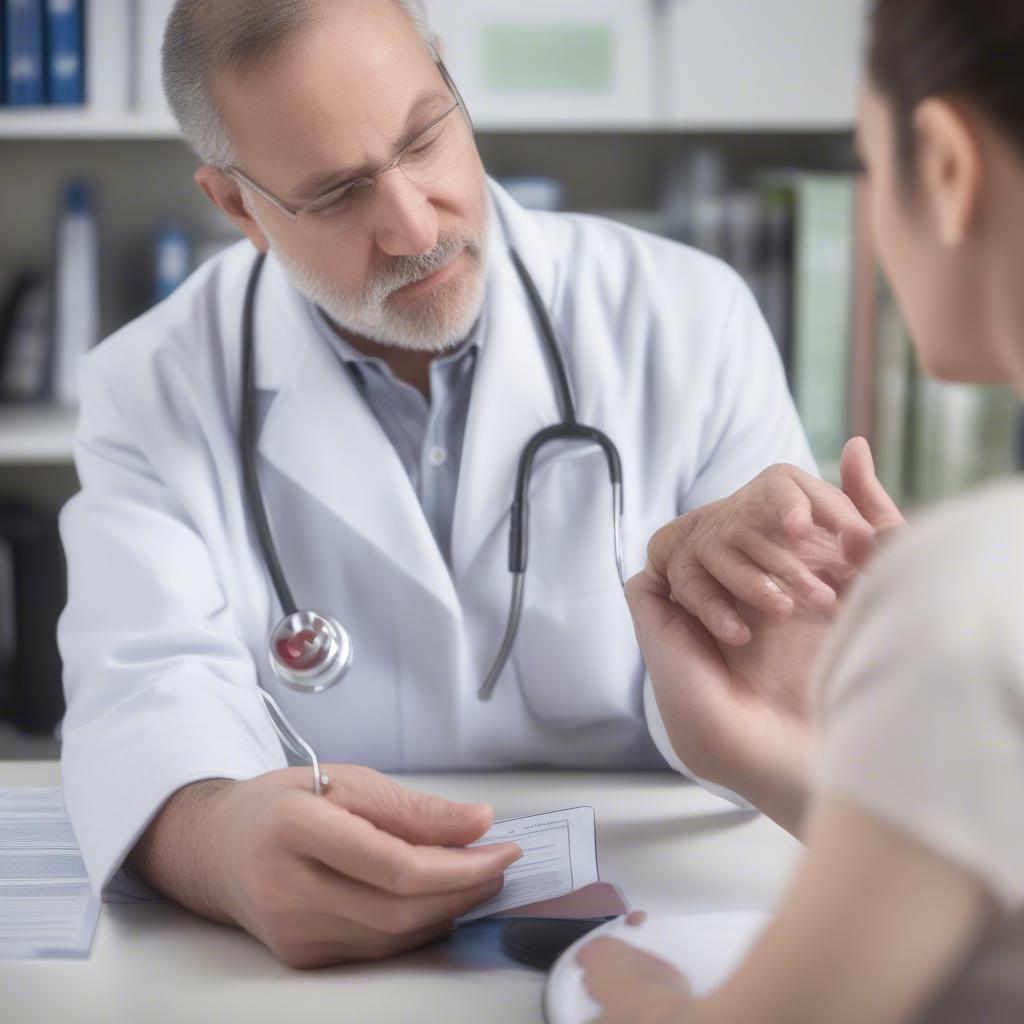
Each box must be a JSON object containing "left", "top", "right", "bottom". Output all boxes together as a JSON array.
[{"left": 268, "top": 610, "right": 353, "bottom": 693}]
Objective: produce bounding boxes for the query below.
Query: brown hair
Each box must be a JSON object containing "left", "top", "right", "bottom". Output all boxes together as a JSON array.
[{"left": 868, "top": 0, "right": 1024, "bottom": 167}]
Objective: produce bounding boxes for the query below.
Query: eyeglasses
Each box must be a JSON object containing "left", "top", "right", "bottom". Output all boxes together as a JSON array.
[{"left": 229, "top": 60, "right": 475, "bottom": 222}]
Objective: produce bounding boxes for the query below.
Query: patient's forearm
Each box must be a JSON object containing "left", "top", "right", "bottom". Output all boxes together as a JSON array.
[
  {"left": 730, "top": 762, "right": 809, "bottom": 840},
  {"left": 127, "top": 778, "right": 237, "bottom": 925},
  {"left": 686, "top": 797, "right": 991, "bottom": 1024},
  {"left": 707, "top": 719, "right": 813, "bottom": 840}
]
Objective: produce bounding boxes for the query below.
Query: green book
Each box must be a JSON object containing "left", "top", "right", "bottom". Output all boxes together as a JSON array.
[
  {"left": 790, "top": 174, "right": 856, "bottom": 484},
  {"left": 871, "top": 274, "right": 916, "bottom": 508}
]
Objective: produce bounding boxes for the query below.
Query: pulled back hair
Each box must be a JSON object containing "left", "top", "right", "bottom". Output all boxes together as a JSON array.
[{"left": 868, "top": 0, "right": 1024, "bottom": 169}]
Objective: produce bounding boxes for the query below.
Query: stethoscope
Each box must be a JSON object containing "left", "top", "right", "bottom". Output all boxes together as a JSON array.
[{"left": 239, "top": 245, "right": 626, "bottom": 794}]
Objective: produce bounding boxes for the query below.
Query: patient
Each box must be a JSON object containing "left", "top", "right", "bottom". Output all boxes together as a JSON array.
[{"left": 579, "top": 1, "right": 1024, "bottom": 1022}]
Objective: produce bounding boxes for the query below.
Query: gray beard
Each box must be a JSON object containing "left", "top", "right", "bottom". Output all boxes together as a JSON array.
[{"left": 262, "top": 219, "right": 490, "bottom": 354}]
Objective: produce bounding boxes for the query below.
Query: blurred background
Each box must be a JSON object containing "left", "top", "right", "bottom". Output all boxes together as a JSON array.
[{"left": 1, "top": 0, "right": 1022, "bottom": 757}]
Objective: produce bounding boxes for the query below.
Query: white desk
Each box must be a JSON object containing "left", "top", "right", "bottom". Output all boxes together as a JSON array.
[{"left": 1, "top": 761, "right": 800, "bottom": 1024}]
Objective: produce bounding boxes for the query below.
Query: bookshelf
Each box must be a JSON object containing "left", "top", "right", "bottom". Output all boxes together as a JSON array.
[{"left": 20, "top": 0, "right": 1014, "bottom": 511}]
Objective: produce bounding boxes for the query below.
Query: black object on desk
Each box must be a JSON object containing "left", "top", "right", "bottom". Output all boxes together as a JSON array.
[
  {"left": 499, "top": 919, "right": 611, "bottom": 971},
  {"left": 0, "top": 501, "right": 66, "bottom": 733}
]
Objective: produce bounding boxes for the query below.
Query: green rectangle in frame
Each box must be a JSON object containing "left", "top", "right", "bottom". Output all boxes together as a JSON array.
[{"left": 482, "top": 24, "right": 614, "bottom": 93}]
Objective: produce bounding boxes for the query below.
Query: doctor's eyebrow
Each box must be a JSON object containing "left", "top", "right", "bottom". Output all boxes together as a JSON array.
[{"left": 291, "top": 88, "right": 453, "bottom": 201}]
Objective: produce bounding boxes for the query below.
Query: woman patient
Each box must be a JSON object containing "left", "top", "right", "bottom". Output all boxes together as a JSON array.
[{"left": 579, "top": 2, "right": 1024, "bottom": 1022}]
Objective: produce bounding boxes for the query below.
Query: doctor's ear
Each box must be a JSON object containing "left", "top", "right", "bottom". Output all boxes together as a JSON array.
[{"left": 194, "top": 166, "right": 271, "bottom": 254}]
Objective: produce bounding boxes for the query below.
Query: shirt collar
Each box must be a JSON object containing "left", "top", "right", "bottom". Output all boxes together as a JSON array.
[{"left": 313, "top": 305, "right": 483, "bottom": 380}]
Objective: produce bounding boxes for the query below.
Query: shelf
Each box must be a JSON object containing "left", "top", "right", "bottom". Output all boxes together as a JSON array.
[
  {"left": 0, "top": 109, "right": 853, "bottom": 141},
  {"left": 0, "top": 405, "right": 77, "bottom": 465},
  {"left": 0, "top": 110, "right": 181, "bottom": 140}
]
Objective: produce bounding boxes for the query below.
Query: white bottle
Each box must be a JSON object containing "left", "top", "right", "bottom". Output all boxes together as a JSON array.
[{"left": 52, "top": 180, "right": 100, "bottom": 407}]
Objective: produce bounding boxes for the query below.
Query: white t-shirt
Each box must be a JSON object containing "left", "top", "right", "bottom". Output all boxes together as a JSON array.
[{"left": 812, "top": 479, "right": 1024, "bottom": 1024}]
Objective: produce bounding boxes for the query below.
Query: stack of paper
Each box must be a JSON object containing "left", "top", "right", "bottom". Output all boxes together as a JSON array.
[{"left": 0, "top": 787, "right": 100, "bottom": 959}]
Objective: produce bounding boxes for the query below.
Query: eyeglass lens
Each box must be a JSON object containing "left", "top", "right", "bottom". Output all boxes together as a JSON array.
[{"left": 304, "top": 108, "right": 472, "bottom": 217}]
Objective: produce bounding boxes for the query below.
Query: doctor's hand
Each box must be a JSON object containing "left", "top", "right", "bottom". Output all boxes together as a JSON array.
[
  {"left": 652, "top": 438, "right": 904, "bottom": 647},
  {"left": 129, "top": 765, "right": 521, "bottom": 969}
]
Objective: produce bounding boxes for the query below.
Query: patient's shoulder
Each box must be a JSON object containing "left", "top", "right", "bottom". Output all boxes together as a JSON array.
[
  {"left": 815, "top": 477, "right": 1024, "bottom": 705},
  {"left": 878, "top": 478, "right": 1024, "bottom": 595}
]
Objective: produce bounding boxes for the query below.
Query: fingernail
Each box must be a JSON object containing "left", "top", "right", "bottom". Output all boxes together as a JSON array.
[{"left": 765, "top": 576, "right": 784, "bottom": 594}]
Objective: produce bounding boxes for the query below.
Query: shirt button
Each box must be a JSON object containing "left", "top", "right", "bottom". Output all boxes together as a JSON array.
[{"left": 428, "top": 446, "right": 448, "bottom": 468}]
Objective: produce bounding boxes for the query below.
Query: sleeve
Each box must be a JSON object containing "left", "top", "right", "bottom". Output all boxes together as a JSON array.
[
  {"left": 58, "top": 356, "right": 287, "bottom": 901},
  {"left": 681, "top": 277, "right": 817, "bottom": 512},
  {"left": 643, "top": 675, "right": 752, "bottom": 808},
  {"left": 811, "top": 488, "right": 1024, "bottom": 912}
]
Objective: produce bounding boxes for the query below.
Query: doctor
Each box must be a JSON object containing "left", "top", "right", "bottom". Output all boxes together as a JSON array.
[{"left": 58, "top": 0, "right": 887, "bottom": 968}]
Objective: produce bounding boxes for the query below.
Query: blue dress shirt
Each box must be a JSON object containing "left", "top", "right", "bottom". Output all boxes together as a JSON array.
[{"left": 314, "top": 311, "right": 480, "bottom": 569}]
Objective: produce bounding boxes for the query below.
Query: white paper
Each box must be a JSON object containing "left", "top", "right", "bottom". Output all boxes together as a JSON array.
[
  {"left": 0, "top": 788, "right": 101, "bottom": 959},
  {"left": 457, "top": 806, "right": 599, "bottom": 925}
]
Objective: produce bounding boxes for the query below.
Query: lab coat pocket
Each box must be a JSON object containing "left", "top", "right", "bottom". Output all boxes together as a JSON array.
[{"left": 512, "top": 583, "right": 643, "bottom": 729}]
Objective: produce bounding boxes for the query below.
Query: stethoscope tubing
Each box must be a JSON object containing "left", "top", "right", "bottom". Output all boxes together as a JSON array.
[
  {"left": 239, "top": 241, "right": 627, "bottom": 754},
  {"left": 240, "top": 251, "right": 298, "bottom": 616}
]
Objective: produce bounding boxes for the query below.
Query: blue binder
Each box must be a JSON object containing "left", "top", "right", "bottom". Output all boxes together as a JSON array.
[
  {"left": 4, "top": 0, "right": 45, "bottom": 106},
  {"left": 46, "top": 0, "right": 83, "bottom": 105}
]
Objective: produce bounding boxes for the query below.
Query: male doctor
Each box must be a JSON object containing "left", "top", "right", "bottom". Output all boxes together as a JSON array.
[{"left": 58, "top": 0, "right": 893, "bottom": 968}]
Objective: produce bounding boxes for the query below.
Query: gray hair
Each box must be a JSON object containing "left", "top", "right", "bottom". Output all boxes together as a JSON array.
[{"left": 162, "top": 0, "right": 434, "bottom": 168}]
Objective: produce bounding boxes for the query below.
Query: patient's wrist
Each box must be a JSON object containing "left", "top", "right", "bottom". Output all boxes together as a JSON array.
[{"left": 717, "top": 737, "right": 812, "bottom": 839}]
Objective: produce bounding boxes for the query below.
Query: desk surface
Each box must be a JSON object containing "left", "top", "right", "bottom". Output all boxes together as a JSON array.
[{"left": 2, "top": 761, "right": 800, "bottom": 1024}]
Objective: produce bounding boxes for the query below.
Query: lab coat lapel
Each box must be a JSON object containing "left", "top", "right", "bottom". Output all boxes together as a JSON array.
[
  {"left": 252, "top": 254, "right": 461, "bottom": 620},
  {"left": 451, "top": 185, "right": 562, "bottom": 581}
]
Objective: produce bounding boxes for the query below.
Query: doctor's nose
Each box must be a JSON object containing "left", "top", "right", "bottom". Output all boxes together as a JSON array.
[{"left": 371, "top": 171, "right": 440, "bottom": 258}]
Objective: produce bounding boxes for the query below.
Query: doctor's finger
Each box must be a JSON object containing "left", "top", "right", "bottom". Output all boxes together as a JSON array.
[
  {"left": 764, "top": 470, "right": 816, "bottom": 539},
  {"left": 790, "top": 472, "right": 876, "bottom": 548},
  {"left": 729, "top": 528, "right": 841, "bottom": 612},
  {"left": 301, "top": 802, "right": 521, "bottom": 896},
  {"left": 305, "top": 862, "right": 505, "bottom": 938},
  {"left": 681, "top": 543, "right": 804, "bottom": 622},
  {"left": 326, "top": 767, "right": 495, "bottom": 847},
  {"left": 667, "top": 564, "right": 753, "bottom": 646}
]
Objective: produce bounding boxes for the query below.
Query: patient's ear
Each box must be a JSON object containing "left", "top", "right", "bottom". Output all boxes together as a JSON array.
[{"left": 913, "top": 98, "right": 982, "bottom": 248}]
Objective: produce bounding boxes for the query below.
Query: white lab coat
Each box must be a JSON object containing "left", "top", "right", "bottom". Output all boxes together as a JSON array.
[{"left": 58, "top": 181, "right": 815, "bottom": 896}]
